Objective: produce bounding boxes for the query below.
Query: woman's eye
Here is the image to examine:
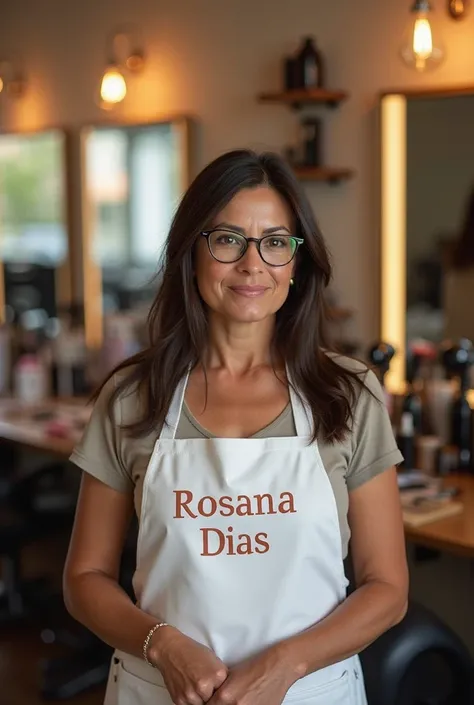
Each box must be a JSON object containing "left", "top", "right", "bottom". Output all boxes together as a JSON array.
[
  {"left": 216, "top": 236, "right": 237, "bottom": 245},
  {"left": 268, "top": 238, "right": 286, "bottom": 248}
]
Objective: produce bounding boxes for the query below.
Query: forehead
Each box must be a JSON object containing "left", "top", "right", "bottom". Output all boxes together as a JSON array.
[{"left": 212, "top": 187, "right": 293, "bottom": 229}]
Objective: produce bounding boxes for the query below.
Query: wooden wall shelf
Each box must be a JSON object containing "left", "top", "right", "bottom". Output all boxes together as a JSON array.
[
  {"left": 258, "top": 88, "right": 348, "bottom": 109},
  {"left": 293, "top": 166, "right": 354, "bottom": 184}
]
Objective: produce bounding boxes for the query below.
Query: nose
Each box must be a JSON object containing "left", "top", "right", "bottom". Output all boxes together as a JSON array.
[{"left": 237, "top": 240, "right": 264, "bottom": 274}]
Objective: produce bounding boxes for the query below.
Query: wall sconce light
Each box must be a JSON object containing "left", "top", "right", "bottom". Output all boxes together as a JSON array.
[
  {"left": 447, "top": 0, "right": 470, "bottom": 18},
  {"left": 0, "top": 60, "right": 27, "bottom": 98},
  {"left": 400, "top": 1, "right": 445, "bottom": 72},
  {"left": 98, "top": 28, "right": 146, "bottom": 110}
]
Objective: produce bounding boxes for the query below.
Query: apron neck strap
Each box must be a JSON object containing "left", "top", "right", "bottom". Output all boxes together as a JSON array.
[
  {"left": 160, "top": 368, "right": 191, "bottom": 440},
  {"left": 287, "top": 366, "right": 313, "bottom": 438},
  {"left": 159, "top": 365, "right": 313, "bottom": 440}
]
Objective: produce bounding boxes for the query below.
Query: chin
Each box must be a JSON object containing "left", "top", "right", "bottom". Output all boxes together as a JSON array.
[{"left": 223, "top": 302, "right": 276, "bottom": 324}]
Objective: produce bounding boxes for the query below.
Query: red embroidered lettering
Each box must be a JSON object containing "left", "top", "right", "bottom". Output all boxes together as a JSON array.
[
  {"left": 254, "top": 493, "right": 277, "bottom": 515},
  {"left": 255, "top": 533, "right": 270, "bottom": 554},
  {"left": 174, "top": 490, "right": 197, "bottom": 518},
  {"left": 279, "top": 492, "right": 296, "bottom": 514},
  {"left": 200, "top": 528, "right": 226, "bottom": 556},
  {"left": 219, "top": 496, "right": 234, "bottom": 517},
  {"left": 198, "top": 496, "right": 217, "bottom": 517}
]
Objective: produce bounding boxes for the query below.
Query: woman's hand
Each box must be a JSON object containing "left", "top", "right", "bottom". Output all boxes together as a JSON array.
[
  {"left": 207, "top": 646, "right": 301, "bottom": 705},
  {"left": 150, "top": 627, "right": 228, "bottom": 705}
]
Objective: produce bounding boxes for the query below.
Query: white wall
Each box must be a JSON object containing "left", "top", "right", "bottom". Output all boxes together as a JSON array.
[{"left": 1, "top": 0, "right": 474, "bottom": 344}]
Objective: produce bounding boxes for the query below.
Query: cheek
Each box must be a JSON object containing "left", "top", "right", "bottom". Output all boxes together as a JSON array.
[
  {"left": 274, "top": 264, "right": 294, "bottom": 289},
  {"left": 195, "top": 251, "right": 230, "bottom": 300}
]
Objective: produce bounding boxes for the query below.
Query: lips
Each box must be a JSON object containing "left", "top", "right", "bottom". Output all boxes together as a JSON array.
[{"left": 229, "top": 285, "right": 268, "bottom": 297}]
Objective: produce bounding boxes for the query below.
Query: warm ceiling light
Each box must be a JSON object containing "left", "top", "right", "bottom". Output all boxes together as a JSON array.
[
  {"left": 400, "top": 1, "right": 445, "bottom": 72},
  {"left": 98, "top": 28, "right": 145, "bottom": 110},
  {"left": 100, "top": 65, "right": 127, "bottom": 108}
]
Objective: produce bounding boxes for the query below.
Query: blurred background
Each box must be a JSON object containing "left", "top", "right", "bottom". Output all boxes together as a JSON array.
[{"left": 1, "top": 1, "right": 474, "bottom": 703}]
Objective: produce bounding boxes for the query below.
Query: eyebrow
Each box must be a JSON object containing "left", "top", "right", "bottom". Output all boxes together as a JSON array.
[{"left": 213, "top": 222, "right": 291, "bottom": 235}]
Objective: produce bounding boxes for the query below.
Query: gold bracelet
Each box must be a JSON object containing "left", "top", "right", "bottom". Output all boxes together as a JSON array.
[{"left": 143, "top": 622, "right": 169, "bottom": 667}]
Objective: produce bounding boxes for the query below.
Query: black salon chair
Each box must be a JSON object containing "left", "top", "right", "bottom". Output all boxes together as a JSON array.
[
  {"left": 342, "top": 553, "right": 474, "bottom": 705},
  {"left": 361, "top": 601, "right": 474, "bottom": 705}
]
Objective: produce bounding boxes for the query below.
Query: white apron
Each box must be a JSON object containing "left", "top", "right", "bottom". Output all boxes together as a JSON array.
[{"left": 104, "top": 371, "right": 368, "bottom": 705}]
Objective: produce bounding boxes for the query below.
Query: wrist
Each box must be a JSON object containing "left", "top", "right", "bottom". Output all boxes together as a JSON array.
[
  {"left": 147, "top": 624, "right": 179, "bottom": 667},
  {"left": 274, "top": 639, "right": 309, "bottom": 684}
]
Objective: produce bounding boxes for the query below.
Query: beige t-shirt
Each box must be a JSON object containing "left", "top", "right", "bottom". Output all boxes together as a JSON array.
[{"left": 70, "top": 356, "right": 402, "bottom": 558}]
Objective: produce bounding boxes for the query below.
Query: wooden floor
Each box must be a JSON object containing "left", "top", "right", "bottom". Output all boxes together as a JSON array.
[{"left": 1, "top": 624, "right": 105, "bottom": 705}]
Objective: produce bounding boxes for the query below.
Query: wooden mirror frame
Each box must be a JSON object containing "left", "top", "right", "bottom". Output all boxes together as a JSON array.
[
  {"left": 80, "top": 116, "right": 193, "bottom": 349},
  {"left": 380, "top": 84, "right": 474, "bottom": 392},
  {"left": 0, "top": 127, "right": 73, "bottom": 323}
]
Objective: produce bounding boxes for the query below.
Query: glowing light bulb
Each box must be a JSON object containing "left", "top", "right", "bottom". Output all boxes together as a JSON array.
[
  {"left": 0, "top": 76, "right": 3, "bottom": 94},
  {"left": 413, "top": 17, "right": 433, "bottom": 60},
  {"left": 100, "top": 66, "right": 127, "bottom": 107},
  {"left": 400, "top": 1, "right": 444, "bottom": 72}
]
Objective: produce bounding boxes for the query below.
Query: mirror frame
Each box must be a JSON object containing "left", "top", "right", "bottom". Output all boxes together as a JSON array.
[
  {"left": 380, "top": 84, "right": 474, "bottom": 392},
  {"left": 0, "top": 126, "right": 73, "bottom": 324},
  {"left": 79, "top": 116, "right": 194, "bottom": 349}
]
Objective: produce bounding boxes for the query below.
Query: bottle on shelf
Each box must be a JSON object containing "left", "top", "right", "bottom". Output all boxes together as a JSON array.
[
  {"left": 300, "top": 117, "right": 322, "bottom": 167},
  {"left": 294, "top": 36, "right": 325, "bottom": 90}
]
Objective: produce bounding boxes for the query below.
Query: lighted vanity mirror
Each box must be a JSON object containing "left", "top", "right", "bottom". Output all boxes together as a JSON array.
[
  {"left": 380, "top": 86, "right": 474, "bottom": 391},
  {"left": 80, "top": 117, "right": 192, "bottom": 349},
  {"left": 0, "top": 128, "right": 71, "bottom": 327}
]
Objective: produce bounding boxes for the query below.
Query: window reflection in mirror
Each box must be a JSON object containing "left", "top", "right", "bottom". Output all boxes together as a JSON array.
[
  {"left": 80, "top": 118, "right": 191, "bottom": 358},
  {"left": 0, "top": 129, "right": 70, "bottom": 326}
]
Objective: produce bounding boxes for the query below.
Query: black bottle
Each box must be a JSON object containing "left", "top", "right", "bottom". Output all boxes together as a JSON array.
[
  {"left": 367, "top": 342, "right": 396, "bottom": 388},
  {"left": 295, "top": 37, "right": 324, "bottom": 89},
  {"left": 301, "top": 118, "right": 322, "bottom": 166},
  {"left": 367, "top": 341, "right": 396, "bottom": 417},
  {"left": 442, "top": 339, "right": 474, "bottom": 473},
  {"left": 402, "top": 350, "right": 423, "bottom": 435},
  {"left": 397, "top": 411, "right": 415, "bottom": 471}
]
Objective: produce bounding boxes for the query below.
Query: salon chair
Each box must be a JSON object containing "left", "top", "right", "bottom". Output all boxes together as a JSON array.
[
  {"left": 361, "top": 600, "right": 474, "bottom": 705},
  {"left": 342, "top": 553, "right": 474, "bottom": 705}
]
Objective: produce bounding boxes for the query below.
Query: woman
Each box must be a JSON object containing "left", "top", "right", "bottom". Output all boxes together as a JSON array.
[{"left": 64, "top": 149, "right": 408, "bottom": 705}]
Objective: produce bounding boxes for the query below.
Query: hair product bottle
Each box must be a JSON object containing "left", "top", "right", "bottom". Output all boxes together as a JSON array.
[
  {"left": 295, "top": 37, "right": 325, "bottom": 89},
  {"left": 441, "top": 339, "right": 474, "bottom": 473}
]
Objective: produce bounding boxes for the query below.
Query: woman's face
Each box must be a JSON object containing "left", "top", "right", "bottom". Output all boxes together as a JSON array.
[{"left": 195, "top": 187, "right": 296, "bottom": 324}]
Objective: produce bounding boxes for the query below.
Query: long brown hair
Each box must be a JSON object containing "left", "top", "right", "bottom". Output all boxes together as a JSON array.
[{"left": 97, "top": 149, "right": 368, "bottom": 443}]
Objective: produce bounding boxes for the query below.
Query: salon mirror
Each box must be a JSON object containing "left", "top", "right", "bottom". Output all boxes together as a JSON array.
[
  {"left": 0, "top": 128, "right": 71, "bottom": 328},
  {"left": 380, "top": 86, "right": 474, "bottom": 391},
  {"left": 80, "top": 117, "right": 192, "bottom": 349}
]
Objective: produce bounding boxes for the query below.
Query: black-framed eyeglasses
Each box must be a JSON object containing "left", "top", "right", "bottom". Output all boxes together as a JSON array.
[{"left": 201, "top": 229, "right": 304, "bottom": 267}]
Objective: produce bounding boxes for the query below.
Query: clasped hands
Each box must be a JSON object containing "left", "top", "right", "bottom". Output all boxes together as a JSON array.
[{"left": 150, "top": 626, "right": 302, "bottom": 705}]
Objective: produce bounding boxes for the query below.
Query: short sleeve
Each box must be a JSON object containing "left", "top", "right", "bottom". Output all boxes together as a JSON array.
[
  {"left": 70, "top": 375, "right": 133, "bottom": 494},
  {"left": 346, "top": 369, "right": 403, "bottom": 491}
]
